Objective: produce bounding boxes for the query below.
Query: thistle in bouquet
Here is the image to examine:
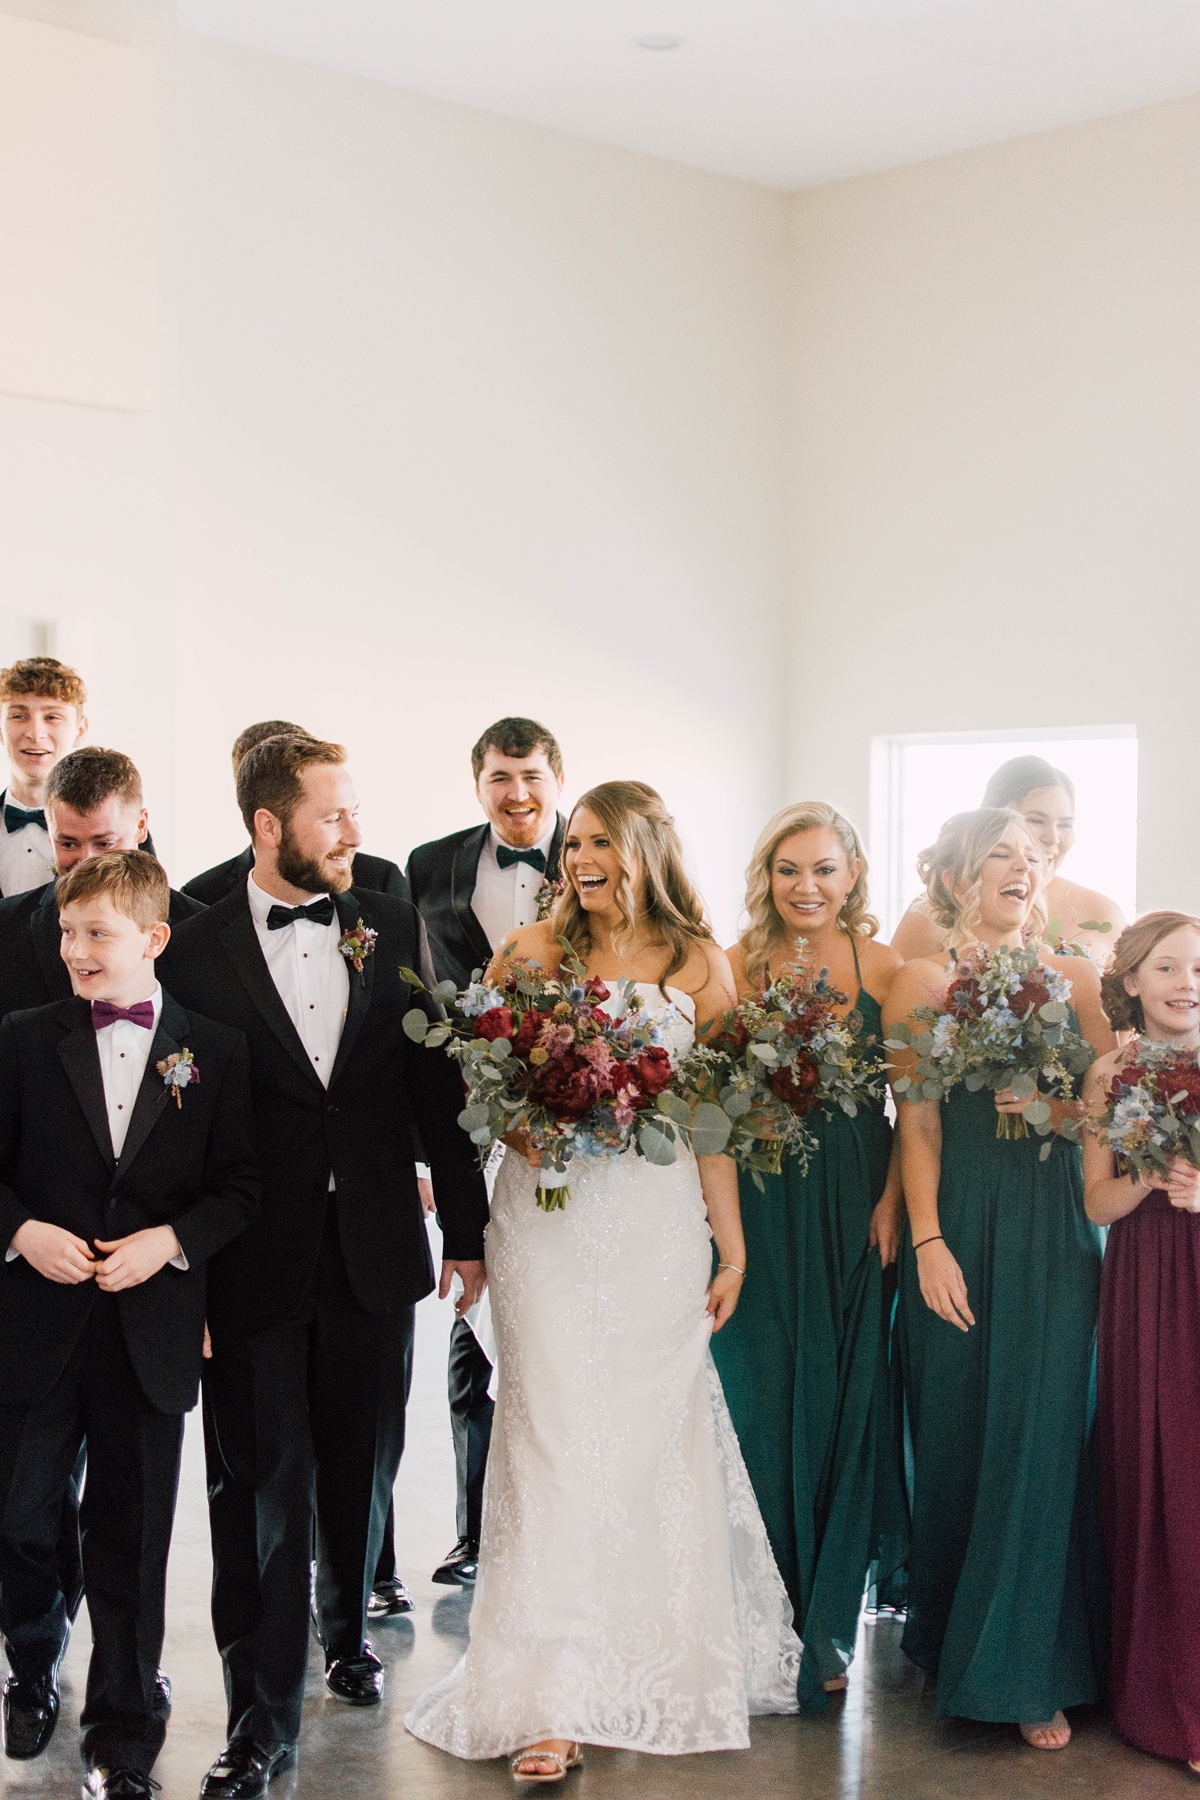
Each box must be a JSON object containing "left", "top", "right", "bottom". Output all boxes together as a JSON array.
[
  {"left": 886, "top": 940, "right": 1095, "bottom": 1157},
  {"left": 399, "top": 940, "right": 730, "bottom": 1210},
  {"left": 1089, "top": 1039, "right": 1200, "bottom": 1185},
  {"left": 677, "top": 941, "right": 888, "bottom": 1188}
]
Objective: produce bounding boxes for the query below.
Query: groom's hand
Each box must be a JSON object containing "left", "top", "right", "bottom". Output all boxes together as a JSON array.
[{"left": 440, "top": 1259, "right": 486, "bottom": 1315}]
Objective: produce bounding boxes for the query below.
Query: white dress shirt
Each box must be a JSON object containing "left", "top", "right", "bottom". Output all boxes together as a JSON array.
[
  {"left": 0, "top": 789, "right": 56, "bottom": 898},
  {"left": 470, "top": 824, "right": 557, "bottom": 954},
  {"left": 7, "top": 981, "right": 186, "bottom": 1266},
  {"left": 247, "top": 873, "right": 349, "bottom": 1087}
]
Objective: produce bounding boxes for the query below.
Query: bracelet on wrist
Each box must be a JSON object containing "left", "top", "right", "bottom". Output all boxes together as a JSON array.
[
  {"left": 718, "top": 1262, "right": 745, "bottom": 1277},
  {"left": 913, "top": 1234, "right": 944, "bottom": 1252}
]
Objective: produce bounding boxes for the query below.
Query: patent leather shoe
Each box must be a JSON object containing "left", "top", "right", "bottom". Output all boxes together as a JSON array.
[
  {"left": 199, "top": 1737, "right": 296, "bottom": 1800},
  {"left": 323, "top": 1645, "right": 384, "bottom": 1705},
  {"left": 367, "top": 1577, "right": 414, "bottom": 1619},
  {"left": 432, "top": 1536, "right": 479, "bottom": 1585},
  {"left": 3, "top": 1670, "right": 59, "bottom": 1759},
  {"left": 83, "top": 1770, "right": 161, "bottom": 1800}
]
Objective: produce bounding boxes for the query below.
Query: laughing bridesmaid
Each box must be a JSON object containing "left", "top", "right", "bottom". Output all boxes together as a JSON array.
[
  {"left": 711, "top": 802, "right": 908, "bottom": 1709},
  {"left": 1084, "top": 913, "right": 1200, "bottom": 1776}
]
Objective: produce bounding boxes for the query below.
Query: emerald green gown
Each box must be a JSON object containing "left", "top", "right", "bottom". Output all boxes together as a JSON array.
[
  {"left": 711, "top": 951, "right": 908, "bottom": 1710},
  {"left": 898, "top": 1077, "right": 1107, "bottom": 1722}
]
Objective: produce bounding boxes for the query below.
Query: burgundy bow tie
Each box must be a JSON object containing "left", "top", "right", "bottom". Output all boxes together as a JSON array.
[{"left": 91, "top": 999, "right": 155, "bottom": 1032}]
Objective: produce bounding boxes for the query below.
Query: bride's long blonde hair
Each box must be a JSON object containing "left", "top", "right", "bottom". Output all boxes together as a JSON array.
[{"left": 548, "top": 781, "right": 712, "bottom": 991}]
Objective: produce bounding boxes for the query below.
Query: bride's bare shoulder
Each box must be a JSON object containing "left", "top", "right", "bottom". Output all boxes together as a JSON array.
[{"left": 489, "top": 922, "right": 561, "bottom": 979}]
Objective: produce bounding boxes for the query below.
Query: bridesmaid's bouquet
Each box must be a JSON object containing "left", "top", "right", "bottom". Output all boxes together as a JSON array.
[
  {"left": 401, "top": 942, "right": 731, "bottom": 1210},
  {"left": 1089, "top": 1040, "right": 1200, "bottom": 1182},
  {"left": 676, "top": 945, "right": 887, "bottom": 1187},
  {"left": 887, "top": 942, "right": 1095, "bottom": 1155}
]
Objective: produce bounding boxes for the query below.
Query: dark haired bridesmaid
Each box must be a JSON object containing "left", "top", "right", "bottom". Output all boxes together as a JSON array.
[
  {"left": 893, "top": 756, "right": 1127, "bottom": 961},
  {"left": 712, "top": 802, "right": 908, "bottom": 1709},
  {"left": 1084, "top": 912, "right": 1200, "bottom": 1775}
]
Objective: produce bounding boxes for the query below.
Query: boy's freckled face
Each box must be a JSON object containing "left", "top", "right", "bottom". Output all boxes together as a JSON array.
[{"left": 59, "top": 896, "right": 166, "bottom": 1007}]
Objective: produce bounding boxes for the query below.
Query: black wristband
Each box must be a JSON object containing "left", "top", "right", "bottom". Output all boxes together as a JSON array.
[{"left": 913, "top": 1234, "right": 944, "bottom": 1252}]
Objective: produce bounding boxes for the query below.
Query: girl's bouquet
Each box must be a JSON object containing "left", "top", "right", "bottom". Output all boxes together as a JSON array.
[
  {"left": 676, "top": 945, "right": 888, "bottom": 1187},
  {"left": 886, "top": 941, "right": 1095, "bottom": 1155},
  {"left": 401, "top": 942, "right": 731, "bottom": 1209},
  {"left": 1089, "top": 1040, "right": 1200, "bottom": 1183}
]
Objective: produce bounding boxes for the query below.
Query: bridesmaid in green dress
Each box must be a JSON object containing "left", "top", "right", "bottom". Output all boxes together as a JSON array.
[
  {"left": 885, "top": 807, "right": 1116, "bottom": 1751},
  {"left": 711, "top": 802, "right": 907, "bottom": 1710}
]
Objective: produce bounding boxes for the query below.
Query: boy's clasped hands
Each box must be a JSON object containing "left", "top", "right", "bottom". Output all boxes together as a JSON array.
[{"left": 10, "top": 1219, "right": 182, "bottom": 1289}]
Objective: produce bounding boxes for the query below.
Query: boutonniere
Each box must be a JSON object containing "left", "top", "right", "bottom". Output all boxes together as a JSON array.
[
  {"left": 338, "top": 918, "right": 378, "bottom": 974},
  {"left": 157, "top": 1048, "right": 199, "bottom": 1108},
  {"left": 535, "top": 878, "right": 566, "bottom": 923}
]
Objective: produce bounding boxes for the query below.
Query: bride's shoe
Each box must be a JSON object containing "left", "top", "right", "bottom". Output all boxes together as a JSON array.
[{"left": 511, "top": 1742, "right": 583, "bottom": 1783}]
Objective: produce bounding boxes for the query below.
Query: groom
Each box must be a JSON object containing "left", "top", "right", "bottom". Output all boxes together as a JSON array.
[
  {"left": 405, "top": 717, "right": 565, "bottom": 1586},
  {"left": 161, "top": 735, "right": 487, "bottom": 1800}
]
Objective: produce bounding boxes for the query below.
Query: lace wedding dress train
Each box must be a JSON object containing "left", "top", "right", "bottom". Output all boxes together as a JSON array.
[{"left": 406, "top": 986, "right": 801, "bottom": 1759}]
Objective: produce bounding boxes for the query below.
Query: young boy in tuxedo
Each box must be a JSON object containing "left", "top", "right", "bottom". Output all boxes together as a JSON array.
[
  {"left": 0, "top": 852, "right": 259, "bottom": 1798},
  {"left": 0, "top": 657, "right": 88, "bottom": 898}
]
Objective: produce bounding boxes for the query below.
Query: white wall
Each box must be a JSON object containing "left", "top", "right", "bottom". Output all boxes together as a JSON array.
[
  {"left": 785, "top": 94, "right": 1200, "bottom": 918},
  {"left": 167, "top": 35, "right": 789, "bottom": 938}
]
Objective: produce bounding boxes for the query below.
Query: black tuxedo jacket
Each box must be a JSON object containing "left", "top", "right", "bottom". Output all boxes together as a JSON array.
[
  {"left": 158, "top": 882, "right": 488, "bottom": 1337},
  {"left": 0, "top": 879, "right": 204, "bottom": 1022},
  {"left": 405, "top": 817, "right": 566, "bottom": 990},
  {"left": 182, "top": 845, "right": 408, "bottom": 907},
  {"left": 0, "top": 994, "right": 259, "bottom": 1413}
]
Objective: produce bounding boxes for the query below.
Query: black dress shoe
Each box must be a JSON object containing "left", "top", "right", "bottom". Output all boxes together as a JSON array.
[
  {"left": 154, "top": 1671, "right": 171, "bottom": 1714},
  {"left": 83, "top": 1770, "right": 160, "bottom": 1800},
  {"left": 432, "top": 1536, "right": 479, "bottom": 1585},
  {"left": 367, "top": 1576, "right": 414, "bottom": 1619},
  {"left": 199, "top": 1738, "right": 296, "bottom": 1800},
  {"left": 3, "top": 1670, "right": 60, "bottom": 1760},
  {"left": 324, "top": 1645, "right": 384, "bottom": 1706}
]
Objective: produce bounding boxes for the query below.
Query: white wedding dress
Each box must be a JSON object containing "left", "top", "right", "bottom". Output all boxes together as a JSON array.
[{"left": 406, "top": 984, "right": 801, "bottom": 1759}]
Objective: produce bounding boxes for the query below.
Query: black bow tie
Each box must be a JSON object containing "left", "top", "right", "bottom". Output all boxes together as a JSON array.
[
  {"left": 266, "top": 896, "right": 337, "bottom": 931},
  {"left": 4, "top": 804, "right": 46, "bottom": 834},
  {"left": 496, "top": 845, "right": 546, "bottom": 873}
]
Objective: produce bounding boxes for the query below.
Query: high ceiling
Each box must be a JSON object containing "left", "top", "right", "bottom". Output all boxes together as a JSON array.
[{"left": 179, "top": 0, "right": 1200, "bottom": 190}]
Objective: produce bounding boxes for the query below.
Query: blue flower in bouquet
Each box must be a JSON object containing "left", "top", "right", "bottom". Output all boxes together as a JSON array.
[{"left": 459, "top": 981, "right": 509, "bottom": 1018}]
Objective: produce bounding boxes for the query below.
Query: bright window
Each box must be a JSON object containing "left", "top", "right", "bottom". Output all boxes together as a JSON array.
[{"left": 869, "top": 727, "right": 1138, "bottom": 940}]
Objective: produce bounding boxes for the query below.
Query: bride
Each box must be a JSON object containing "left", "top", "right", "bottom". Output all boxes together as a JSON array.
[{"left": 407, "top": 781, "right": 801, "bottom": 1780}]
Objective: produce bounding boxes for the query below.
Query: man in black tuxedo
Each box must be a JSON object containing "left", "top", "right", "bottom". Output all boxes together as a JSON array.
[
  {"left": 183, "top": 722, "right": 407, "bottom": 905},
  {"left": 405, "top": 716, "right": 565, "bottom": 1585},
  {"left": 0, "top": 852, "right": 258, "bottom": 1798},
  {"left": 161, "top": 735, "right": 487, "bottom": 1800},
  {"left": 0, "top": 747, "right": 203, "bottom": 1024}
]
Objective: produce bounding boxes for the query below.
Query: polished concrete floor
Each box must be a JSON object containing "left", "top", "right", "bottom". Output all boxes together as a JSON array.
[{"left": 2, "top": 1246, "right": 1192, "bottom": 1800}]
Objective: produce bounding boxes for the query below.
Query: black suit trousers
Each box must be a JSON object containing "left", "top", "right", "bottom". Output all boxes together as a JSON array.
[
  {"left": 202, "top": 1211, "right": 414, "bottom": 1745},
  {"left": 0, "top": 1298, "right": 183, "bottom": 1773},
  {"left": 447, "top": 1317, "right": 494, "bottom": 1542}
]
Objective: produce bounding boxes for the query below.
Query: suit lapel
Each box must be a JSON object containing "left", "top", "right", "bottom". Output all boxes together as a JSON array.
[
  {"left": 219, "top": 896, "right": 323, "bottom": 1088},
  {"left": 113, "top": 998, "right": 186, "bottom": 1180},
  {"left": 31, "top": 884, "right": 69, "bottom": 997},
  {"left": 55, "top": 1003, "right": 115, "bottom": 1171},
  {"left": 450, "top": 825, "right": 494, "bottom": 973},
  {"left": 547, "top": 815, "right": 566, "bottom": 883},
  {"left": 328, "top": 891, "right": 373, "bottom": 1087}
]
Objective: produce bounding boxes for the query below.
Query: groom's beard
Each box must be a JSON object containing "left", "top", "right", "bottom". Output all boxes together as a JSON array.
[{"left": 276, "top": 823, "right": 354, "bottom": 895}]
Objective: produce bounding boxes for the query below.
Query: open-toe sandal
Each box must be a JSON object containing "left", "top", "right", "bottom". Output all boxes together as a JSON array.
[{"left": 511, "top": 1743, "right": 583, "bottom": 1784}]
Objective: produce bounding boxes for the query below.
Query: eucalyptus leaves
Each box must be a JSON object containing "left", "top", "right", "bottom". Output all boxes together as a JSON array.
[{"left": 886, "top": 941, "right": 1095, "bottom": 1158}]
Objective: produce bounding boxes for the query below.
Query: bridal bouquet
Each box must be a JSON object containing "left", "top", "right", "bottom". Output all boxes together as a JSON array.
[
  {"left": 1089, "top": 1040, "right": 1200, "bottom": 1183},
  {"left": 887, "top": 941, "right": 1095, "bottom": 1154},
  {"left": 675, "top": 945, "right": 887, "bottom": 1186},
  {"left": 401, "top": 942, "right": 731, "bottom": 1209}
]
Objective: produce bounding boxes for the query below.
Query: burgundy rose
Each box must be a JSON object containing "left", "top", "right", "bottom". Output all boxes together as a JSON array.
[
  {"left": 1161, "top": 1059, "right": 1200, "bottom": 1115},
  {"left": 630, "top": 1046, "right": 673, "bottom": 1098},
  {"left": 584, "top": 978, "right": 611, "bottom": 1003},
  {"left": 1008, "top": 977, "right": 1051, "bottom": 1018},
  {"left": 512, "top": 1010, "right": 541, "bottom": 1055},
  {"left": 474, "top": 1006, "right": 514, "bottom": 1042},
  {"left": 530, "top": 1052, "right": 598, "bottom": 1122},
  {"left": 768, "top": 1052, "right": 820, "bottom": 1115}
]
